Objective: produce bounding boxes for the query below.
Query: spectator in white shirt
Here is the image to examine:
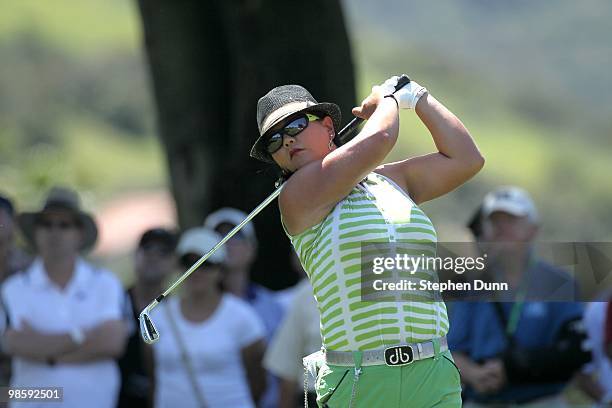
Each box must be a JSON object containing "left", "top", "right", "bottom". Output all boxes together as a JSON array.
[
  {"left": 204, "top": 208, "right": 283, "bottom": 408},
  {"left": 1, "top": 186, "right": 128, "bottom": 408},
  {"left": 151, "top": 227, "right": 266, "bottom": 408}
]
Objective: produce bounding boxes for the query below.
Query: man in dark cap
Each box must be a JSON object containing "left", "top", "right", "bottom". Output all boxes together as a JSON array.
[
  {"left": 117, "top": 227, "right": 178, "bottom": 408},
  {"left": 1, "top": 186, "right": 128, "bottom": 408}
]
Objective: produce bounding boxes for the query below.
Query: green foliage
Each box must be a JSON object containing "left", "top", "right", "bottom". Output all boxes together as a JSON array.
[
  {"left": 1, "top": 0, "right": 610, "bottom": 241},
  {"left": 347, "top": 0, "right": 612, "bottom": 137},
  {"left": 0, "top": 0, "right": 160, "bottom": 209},
  {"left": 347, "top": 3, "right": 612, "bottom": 240},
  {"left": 0, "top": 0, "right": 140, "bottom": 54},
  {"left": 1, "top": 115, "right": 165, "bottom": 207}
]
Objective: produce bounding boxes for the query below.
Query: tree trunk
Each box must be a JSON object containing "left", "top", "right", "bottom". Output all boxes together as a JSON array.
[{"left": 137, "top": 0, "right": 355, "bottom": 289}]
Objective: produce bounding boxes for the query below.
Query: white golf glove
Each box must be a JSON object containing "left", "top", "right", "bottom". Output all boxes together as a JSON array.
[{"left": 378, "top": 75, "right": 428, "bottom": 110}]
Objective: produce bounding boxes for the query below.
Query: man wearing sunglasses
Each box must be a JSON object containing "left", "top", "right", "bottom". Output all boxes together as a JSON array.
[{"left": 1, "top": 186, "right": 128, "bottom": 408}]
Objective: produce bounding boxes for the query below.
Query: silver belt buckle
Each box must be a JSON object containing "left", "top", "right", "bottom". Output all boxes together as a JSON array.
[{"left": 384, "top": 345, "right": 415, "bottom": 366}]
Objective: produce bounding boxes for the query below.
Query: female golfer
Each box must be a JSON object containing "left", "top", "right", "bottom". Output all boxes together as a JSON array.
[{"left": 250, "top": 76, "right": 484, "bottom": 407}]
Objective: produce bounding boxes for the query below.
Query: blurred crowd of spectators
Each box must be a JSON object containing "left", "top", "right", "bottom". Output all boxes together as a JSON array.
[{"left": 0, "top": 186, "right": 610, "bottom": 407}]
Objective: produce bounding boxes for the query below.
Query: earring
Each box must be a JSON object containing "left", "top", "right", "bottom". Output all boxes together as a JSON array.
[{"left": 329, "top": 134, "right": 335, "bottom": 151}]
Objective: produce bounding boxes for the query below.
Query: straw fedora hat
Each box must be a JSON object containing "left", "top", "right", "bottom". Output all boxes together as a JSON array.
[{"left": 250, "top": 84, "right": 341, "bottom": 163}]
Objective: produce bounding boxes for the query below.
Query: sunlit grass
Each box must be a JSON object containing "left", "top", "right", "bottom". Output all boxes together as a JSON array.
[
  {"left": 356, "top": 70, "right": 611, "bottom": 200},
  {"left": 0, "top": 0, "right": 140, "bottom": 54},
  {"left": 60, "top": 115, "right": 166, "bottom": 194},
  {"left": 3, "top": 117, "right": 165, "bottom": 209},
  {"left": 1, "top": 0, "right": 610, "bottom": 241}
]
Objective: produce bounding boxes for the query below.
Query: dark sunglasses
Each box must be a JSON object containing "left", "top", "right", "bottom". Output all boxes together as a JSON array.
[
  {"left": 180, "top": 253, "right": 222, "bottom": 270},
  {"left": 266, "top": 113, "right": 320, "bottom": 154},
  {"left": 36, "top": 219, "right": 79, "bottom": 230}
]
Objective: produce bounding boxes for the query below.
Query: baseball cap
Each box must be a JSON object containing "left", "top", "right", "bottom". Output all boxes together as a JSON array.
[
  {"left": 138, "top": 228, "right": 178, "bottom": 252},
  {"left": 177, "top": 227, "right": 226, "bottom": 264},
  {"left": 482, "top": 186, "right": 539, "bottom": 223},
  {"left": 203, "top": 207, "right": 256, "bottom": 243}
]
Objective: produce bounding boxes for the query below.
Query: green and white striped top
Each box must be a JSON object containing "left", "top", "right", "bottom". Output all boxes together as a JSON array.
[{"left": 285, "top": 172, "right": 448, "bottom": 351}]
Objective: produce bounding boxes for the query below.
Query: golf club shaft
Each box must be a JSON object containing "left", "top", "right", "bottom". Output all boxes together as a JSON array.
[
  {"left": 142, "top": 102, "right": 363, "bottom": 313},
  {"left": 138, "top": 111, "right": 366, "bottom": 341},
  {"left": 142, "top": 74, "right": 411, "bottom": 313},
  {"left": 152, "top": 184, "right": 283, "bottom": 306}
]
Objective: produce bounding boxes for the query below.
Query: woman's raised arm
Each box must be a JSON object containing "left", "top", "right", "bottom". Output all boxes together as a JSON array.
[
  {"left": 378, "top": 92, "right": 484, "bottom": 204},
  {"left": 279, "top": 90, "right": 399, "bottom": 235}
]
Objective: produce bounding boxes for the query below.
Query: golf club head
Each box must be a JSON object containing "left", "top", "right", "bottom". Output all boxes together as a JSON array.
[{"left": 139, "top": 311, "right": 159, "bottom": 344}]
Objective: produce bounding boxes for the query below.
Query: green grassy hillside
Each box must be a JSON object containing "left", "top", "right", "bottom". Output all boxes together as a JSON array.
[
  {"left": 0, "top": 0, "right": 163, "bottom": 210},
  {"left": 1, "top": 0, "right": 610, "bottom": 241}
]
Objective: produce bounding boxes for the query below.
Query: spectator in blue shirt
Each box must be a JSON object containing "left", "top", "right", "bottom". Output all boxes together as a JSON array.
[{"left": 448, "top": 186, "right": 590, "bottom": 407}]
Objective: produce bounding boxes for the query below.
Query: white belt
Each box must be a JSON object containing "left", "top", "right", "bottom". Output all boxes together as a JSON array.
[{"left": 324, "top": 336, "right": 448, "bottom": 367}]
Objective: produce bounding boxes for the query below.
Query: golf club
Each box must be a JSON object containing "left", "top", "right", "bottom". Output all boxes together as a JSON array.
[{"left": 139, "top": 74, "right": 411, "bottom": 344}]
